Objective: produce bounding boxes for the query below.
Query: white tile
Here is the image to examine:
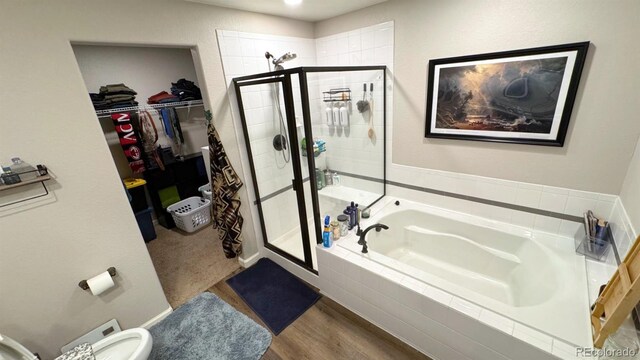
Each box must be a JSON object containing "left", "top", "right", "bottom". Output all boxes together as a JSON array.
[
  {"left": 361, "top": 31, "right": 375, "bottom": 50},
  {"left": 224, "top": 56, "right": 245, "bottom": 75},
  {"left": 401, "top": 276, "right": 426, "bottom": 294},
  {"left": 239, "top": 38, "right": 256, "bottom": 57},
  {"left": 422, "top": 285, "right": 453, "bottom": 307},
  {"left": 242, "top": 57, "right": 261, "bottom": 75},
  {"left": 534, "top": 215, "right": 562, "bottom": 234},
  {"left": 374, "top": 46, "right": 393, "bottom": 64},
  {"left": 427, "top": 173, "right": 460, "bottom": 193},
  {"left": 518, "top": 182, "right": 544, "bottom": 191},
  {"left": 539, "top": 192, "right": 568, "bottom": 213},
  {"left": 558, "top": 220, "right": 581, "bottom": 238},
  {"left": 564, "top": 196, "right": 598, "bottom": 217},
  {"left": 223, "top": 39, "right": 242, "bottom": 57},
  {"left": 241, "top": 91, "right": 262, "bottom": 109},
  {"left": 361, "top": 48, "right": 375, "bottom": 64},
  {"left": 594, "top": 200, "right": 615, "bottom": 219},
  {"left": 374, "top": 27, "right": 394, "bottom": 48},
  {"left": 513, "top": 323, "right": 553, "bottom": 353},
  {"left": 552, "top": 339, "right": 585, "bottom": 360},
  {"left": 480, "top": 181, "right": 517, "bottom": 203},
  {"left": 450, "top": 297, "right": 482, "bottom": 319},
  {"left": 338, "top": 53, "right": 349, "bottom": 65},
  {"left": 348, "top": 33, "right": 361, "bottom": 52},
  {"left": 349, "top": 51, "right": 362, "bottom": 66},
  {"left": 543, "top": 186, "right": 570, "bottom": 195},
  {"left": 569, "top": 189, "right": 601, "bottom": 200},
  {"left": 478, "top": 309, "right": 515, "bottom": 334},
  {"left": 220, "top": 30, "right": 238, "bottom": 38},
  {"left": 598, "top": 193, "right": 618, "bottom": 202},
  {"left": 515, "top": 187, "right": 542, "bottom": 208},
  {"left": 394, "top": 278, "right": 425, "bottom": 310},
  {"left": 511, "top": 211, "right": 537, "bottom": 229},
  {"left": 336, "top": 36, "right": 349, "bottom": 54}
]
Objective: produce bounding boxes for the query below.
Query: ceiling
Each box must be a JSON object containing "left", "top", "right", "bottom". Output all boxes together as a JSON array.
[{"left": 184, "top": 0, "right": 387, "bottom": 22}]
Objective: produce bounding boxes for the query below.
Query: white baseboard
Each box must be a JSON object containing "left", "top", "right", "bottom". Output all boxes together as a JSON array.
[
  {"left": 238, "top": 252, "right": 261, "bottom": 268},
  {"left": 140, "top": 307, "right": 173, "bottom": 329}
]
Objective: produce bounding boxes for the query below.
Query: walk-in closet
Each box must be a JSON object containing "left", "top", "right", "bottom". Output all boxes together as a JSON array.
[{"left": 72, "top": 45, "right": 238, "bottom": 307}]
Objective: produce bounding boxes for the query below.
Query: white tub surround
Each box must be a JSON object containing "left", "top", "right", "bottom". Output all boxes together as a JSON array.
[{"left": 318, "top": 197, "right": 595, "bottom": 360}]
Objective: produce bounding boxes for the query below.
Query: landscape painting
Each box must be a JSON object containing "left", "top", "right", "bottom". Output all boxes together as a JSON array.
[{"left": 425, "top": 42, "right": 589, "bottom": 146}]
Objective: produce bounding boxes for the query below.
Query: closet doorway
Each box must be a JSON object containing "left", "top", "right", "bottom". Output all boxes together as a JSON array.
[{"left": 72, "top": 44, "right": 239, "bottom": 307}]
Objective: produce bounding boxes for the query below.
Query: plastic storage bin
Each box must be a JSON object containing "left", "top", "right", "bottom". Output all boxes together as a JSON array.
[
  {"left": 135, "top": 208, "right": 157, "bottom": 242},
  {"left": 167, "top": 196, "right": 211, "bottom": 233},
  {"left": 198, "top": 183, "right": 212, "bottom": 202},
  {"left": 575, "top": 224, "right": 611, "bottom": 261},
  {"left": 124, "top": 178, "right": 148, "bottom": 213}
]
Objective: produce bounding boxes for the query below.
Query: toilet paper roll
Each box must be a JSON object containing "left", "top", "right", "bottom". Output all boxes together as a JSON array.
[{"left": 86, "top": 271, "right": 115, "bottom": 296}]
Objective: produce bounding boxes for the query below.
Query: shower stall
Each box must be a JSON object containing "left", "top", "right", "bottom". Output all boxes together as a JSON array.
[{"left": 234, "top": 66, "right": 387, "bottom": 273}]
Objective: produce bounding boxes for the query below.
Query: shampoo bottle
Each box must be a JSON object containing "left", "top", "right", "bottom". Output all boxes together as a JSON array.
[
  {"left": 349, "top": 201, "right": 356, "bottom": 229},
  {"left": 322, "top": 215, "right": 332, "bottom": 248}
]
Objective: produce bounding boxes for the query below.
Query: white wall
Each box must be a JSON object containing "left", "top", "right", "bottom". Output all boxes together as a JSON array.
[
  {"left": 0, "top": 0, "right": 313, "bottom": 357},
  {"left": 620, "top": 135, "right": 640, "bottom": 234},
  {"left": 315, "top": 0, "right": 640, "bottom": 194}
]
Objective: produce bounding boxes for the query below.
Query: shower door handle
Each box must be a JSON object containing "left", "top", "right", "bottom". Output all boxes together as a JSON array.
[{"left": 292, "top": 179, "right": 297, "bottom": 192}]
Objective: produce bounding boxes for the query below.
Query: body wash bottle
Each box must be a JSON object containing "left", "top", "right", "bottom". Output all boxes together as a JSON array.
[{"left": 322, "top": 215, "right": 332, "bottom": 248}]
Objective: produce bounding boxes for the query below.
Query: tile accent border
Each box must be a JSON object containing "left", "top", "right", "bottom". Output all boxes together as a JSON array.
[
  {"left": 387, "top": 180, "right": 584, "bottom": 223},
  {"left": 253, "top": 174, "right": 587, "bottom": 223},
  {"left": 254, "top": 177, "right": 310, "bottom": 204}
]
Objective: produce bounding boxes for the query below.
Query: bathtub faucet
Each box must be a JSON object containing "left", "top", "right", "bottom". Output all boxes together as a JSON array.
[{"left": 358, "top": 223, "right": 389, "bottom": 254}]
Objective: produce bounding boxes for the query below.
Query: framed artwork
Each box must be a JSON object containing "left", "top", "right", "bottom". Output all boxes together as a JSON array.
[{"left": 425, "top": 42, "right": 589, "bottom": 146}]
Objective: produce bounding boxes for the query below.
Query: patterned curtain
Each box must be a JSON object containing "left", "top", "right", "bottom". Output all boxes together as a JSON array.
[{"left": 206, "top": 110, "right": 244, "bottom": 258}]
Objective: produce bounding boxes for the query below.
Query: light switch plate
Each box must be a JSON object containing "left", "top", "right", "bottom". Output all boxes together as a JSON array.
[{"left": 60, "top": 319, "right": 121, "bottom": 353}]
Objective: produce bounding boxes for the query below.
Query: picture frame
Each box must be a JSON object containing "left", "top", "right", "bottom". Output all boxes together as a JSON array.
[{"left": 425, "top": 42, "right": 590, "bottom": 146}]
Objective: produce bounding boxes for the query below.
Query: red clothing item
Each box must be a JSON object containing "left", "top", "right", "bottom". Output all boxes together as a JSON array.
[{"left": 147, "top": 91, "right": 180, "bottom": 104}]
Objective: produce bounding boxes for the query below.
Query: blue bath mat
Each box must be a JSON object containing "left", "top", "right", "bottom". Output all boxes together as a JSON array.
[
  {"left": 226, "top": 258, "right": 321, "bottom": 335},
  {"left": 149, "top": 292, "right": 271, "bottom": 360}
]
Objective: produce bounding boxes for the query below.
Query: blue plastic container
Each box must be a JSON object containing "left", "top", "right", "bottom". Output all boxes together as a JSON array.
[{"left": 135, "top": 208, "right": 157, "bottom": 242}]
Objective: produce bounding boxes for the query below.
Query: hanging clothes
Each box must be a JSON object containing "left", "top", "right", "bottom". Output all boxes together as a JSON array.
[
  {"left": 207, "top": 111, "right": 244, "bottom": 258},
  {"left": 159, "top": 108, "right": 184, "bottom": 157},
  {"left": 111, "top": 112, "right": 145, "bottom": 174},
  {"left": 138, "top": 110, "right": 165, "bottom": 171}
]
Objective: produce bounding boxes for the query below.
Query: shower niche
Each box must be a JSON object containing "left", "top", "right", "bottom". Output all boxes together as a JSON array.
[{"left": 234, "top": 66, "right": 386, "bottom": 272}]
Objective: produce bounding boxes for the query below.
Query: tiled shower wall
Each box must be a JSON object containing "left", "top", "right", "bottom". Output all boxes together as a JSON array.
[
  {"left": 217, "top": 30, "right": 316, "bottom": 242},
  {"left": 313, "top": 22, "right": 394, "bottom": 183},
  {"left": 217, "top": 22, "right": 394, "bottom": 244}
]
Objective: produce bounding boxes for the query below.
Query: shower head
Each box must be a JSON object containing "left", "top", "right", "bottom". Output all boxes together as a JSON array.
[
  {"left": 265, "top": 51, "right": 297, "bottom": 71},
  {"left": 273, "top": 52, "right": 297, "bottom": 65}
]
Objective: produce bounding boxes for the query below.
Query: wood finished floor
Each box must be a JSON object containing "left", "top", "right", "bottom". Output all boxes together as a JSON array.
[{"left": 208, "top": 271, "right": 431, "bottom": 360}]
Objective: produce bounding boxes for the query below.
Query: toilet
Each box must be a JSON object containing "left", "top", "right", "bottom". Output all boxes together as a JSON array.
[{"left": 0, "top": 328, "right": 152, "bottom": 360}]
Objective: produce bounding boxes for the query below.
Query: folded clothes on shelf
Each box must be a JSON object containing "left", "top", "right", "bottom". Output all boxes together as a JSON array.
[
  {"left": 91, "top": 83, "right": 138, "bottom": 111},
  {"left": 147, "top": 91, "right": 180, "bottom": 104},
  {"left": 110, "top": 100, "right": 139, "bottom": 109},
  {"left": 99, "top": 83, "right": 137, "bottom": 96},
  {"left": 170, "top": 78, "right": 202, "bottom": 101}
]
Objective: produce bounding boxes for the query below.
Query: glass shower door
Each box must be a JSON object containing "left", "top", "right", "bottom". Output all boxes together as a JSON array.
[{"left": 235, "top": 76, "right": 314, "bottom": 269}]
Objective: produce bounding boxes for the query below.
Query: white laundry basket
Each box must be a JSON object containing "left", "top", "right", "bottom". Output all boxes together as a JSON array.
[
  {"left": 167, "top": 196, "right": 211, "bottom": 233},
  {"left": 198, "top": 183, "right": 212, "bottom": 202}
]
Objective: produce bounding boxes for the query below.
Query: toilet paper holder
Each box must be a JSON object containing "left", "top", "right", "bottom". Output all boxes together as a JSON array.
[{"left": 79, "top": 267, "right": 117, "bottom": 291}]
